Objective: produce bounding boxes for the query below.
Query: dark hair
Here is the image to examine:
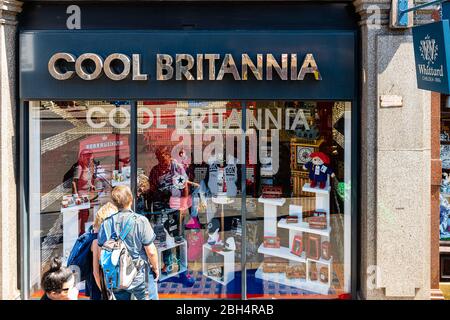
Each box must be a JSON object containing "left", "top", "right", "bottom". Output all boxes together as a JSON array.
[{"left": 41, "top": 256, "right": 74, "bottom": 293}]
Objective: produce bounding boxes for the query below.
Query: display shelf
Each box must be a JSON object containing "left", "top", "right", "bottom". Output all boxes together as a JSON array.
[
  {"left": 159, "top": 266, "right": 188, "bottom": 282},
  {"left": 202, "top": 243, "right": 235, "bottom": 285},
  {"left": 302, "top": 183, "right": 331, "bottom": 194},
  {"left": 254, "top": 265, "right": 330, "bottom": 295},
  {"left": 111, "top": 180, "right": 130, "bottom": 187},
  {"left": 60, "top": 202, "right": 90, "bottom": 213},
  {"left": 307, "top": 256, "right": 333, "bottom": 266},
  {"left": 258, "top": 197, "right": 286, "bottom": 206},
  {"left": 257, "top": 244, "right": 306, "bottom": 263},
  {"left": 278, "top": 218, "right": 332, "bottom": 237},
  {"left": 212, "top": 197, "right": 234, "bottom": 205},
  {"left": 157, "top": 239, "right": 188, "bottom": 282}
]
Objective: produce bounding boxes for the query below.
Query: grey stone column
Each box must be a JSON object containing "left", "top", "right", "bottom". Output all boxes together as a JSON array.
[
  {"left": 0, "top": 0, "right": 22, "bottom": 300},
  {"left": 354, "top": 0, "right": 433, "bottom": 299}
]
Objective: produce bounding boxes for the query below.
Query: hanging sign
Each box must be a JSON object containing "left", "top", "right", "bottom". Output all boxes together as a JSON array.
[{"left": 413, "top": 20, "right": 450, "bottom": 94}]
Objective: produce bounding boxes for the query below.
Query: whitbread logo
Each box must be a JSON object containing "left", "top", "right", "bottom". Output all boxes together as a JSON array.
[{"left": 420, "top": 34, "right": 439, "bottom": 66}]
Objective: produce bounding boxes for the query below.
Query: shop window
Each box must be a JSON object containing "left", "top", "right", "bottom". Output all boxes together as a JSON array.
[
  {"left": 134, "top": 100, "right": 352, "bottom": 299},
  {"left": 28, "top": 101, "right": 131, "bottom": 298},
  {"left": 27, "top": 99, "right": 352, "bottom": 299}
]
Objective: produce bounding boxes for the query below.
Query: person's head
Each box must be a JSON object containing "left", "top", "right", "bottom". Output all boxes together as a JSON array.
[
  {"left": 93, "top": 202, "right": 118, "bottom": 231},
  {"left": 310, "top": 152, "right": 330, "bottom": 166},
  {"left": 111, "top": 185, "right": 133, "bottom": 210},
  {"left": 155, "top": 146, "right": 172, "bottom": 166},
  {"left": 137, "top": 174, "right": 150, "bottom": 197},
  {"left": 78, "top": 149, "right": 93, "bottom": 167},
  {"left": 41, "top": 256, "right": 78, "bottom": 300}
]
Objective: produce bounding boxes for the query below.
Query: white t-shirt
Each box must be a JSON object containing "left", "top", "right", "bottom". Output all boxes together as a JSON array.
[{"left": 207, "top": 155, "right": 238, "bottom": 197}]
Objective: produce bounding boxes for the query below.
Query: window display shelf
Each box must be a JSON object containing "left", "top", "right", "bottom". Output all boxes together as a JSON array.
[
  {"left": 254, "top": 265, "right": 330, "bottom": 295},
  {"left": 308, "top": 256, "right": 333, "bottom": 266},
  {"left": 60, "top": 202, "right": 90, "bottom": 213},
  {"left": 156, "top": 239, "right": 187, "bottom": 252},
  {"left": 257, "top": 244, "right": 306, "bottom": 263},
  {"left": 278, "top": 218, "right": 332, "bottom": 237},
  {"left": 258, "top": 197, "right": 286, "bottom": 206},
  {"left": 159, "top": 265, "right": 188, "bottom": 282},
  {"left": 110, "top": 180, "right": 130, "bottom": 187},
  {"left": 202, "top": 243, "right": 235, "bottom": 285},
  {"left": 157, "top": 239, "right": 188, "bottom": 282},
  {"left": 302, "top": 183, "right": 331, "bottom": 194}
]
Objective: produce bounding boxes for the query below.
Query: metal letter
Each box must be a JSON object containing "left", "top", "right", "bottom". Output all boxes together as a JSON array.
[
  {"left": 242, "top": 54, "right": 263, "bottom": 80},
  {"left": 217, "top": 54, "right": 241, "bottom": 80},
  {"left": 197, "top": 54, "right": 204, "bottom": 80},
  {"left": 290, "top": 54, "right": 297, "bottom": 81},
  {"left": 132, "top": 54, "right": 148, "bottom": 81},
  {"left": 298, "top": 53, "right": 322, "bottom": 80},
  {"left": 48, "top": 52, "right": 76, "bottom": 80},
  {"left": 156, "top": 54, "right": 174, "bottom": 80},
  {"left": 266, "top": 54, "right": 288, "bottom": 80},
  {"left": 66, "top": 5, "right": 81, "bottom": 30},
  {"left": 104, "top": 53, "right": 131, "bottom": 81},
  {"left": 204, "top": 54, "right": 220, "bottom": 80},
  {"left": 176, "top": 54, "right": 195, "bottom": 80},
  {"left": 75, "top": 53, "right": 103, "bottom": 80}
]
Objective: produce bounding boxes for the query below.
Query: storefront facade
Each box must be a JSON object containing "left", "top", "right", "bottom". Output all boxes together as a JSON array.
[{"left": 0, "top": 0, "right": 441, "bottom": 300}]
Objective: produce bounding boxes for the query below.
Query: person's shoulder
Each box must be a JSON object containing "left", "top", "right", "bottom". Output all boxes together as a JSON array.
[
  {"left": 131, "top": 212, "right": 148, "bottom": 223},
  {"left": 103, "top": 214, "right": 116, "bottom": 222}
]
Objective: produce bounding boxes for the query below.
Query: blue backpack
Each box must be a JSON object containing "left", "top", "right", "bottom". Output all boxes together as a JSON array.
[
  {"left": 67, "top": 225, "right": 97, "bottom": 281},
  {"left": 100, "top": 213, "right": 140, "bottom": 292}
]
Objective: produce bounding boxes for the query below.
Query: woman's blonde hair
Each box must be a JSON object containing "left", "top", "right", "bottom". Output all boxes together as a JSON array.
[
  {"left": 94, "top": 202, "right": 118, "bottom": 230},
  {"left": 137, "top": 174, "right": 150, "bottom": 196}
]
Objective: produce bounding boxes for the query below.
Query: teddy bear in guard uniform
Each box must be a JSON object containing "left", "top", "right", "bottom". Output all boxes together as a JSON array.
[{"left": 303, "top": 152, "right": 335, "bottom": 189}]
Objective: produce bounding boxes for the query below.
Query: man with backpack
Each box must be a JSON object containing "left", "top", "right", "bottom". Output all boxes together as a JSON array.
[{"left": 98, "top": 185, "right": 159, "bottom": 300}]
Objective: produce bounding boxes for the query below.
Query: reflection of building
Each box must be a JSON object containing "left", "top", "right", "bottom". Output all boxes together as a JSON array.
[{"left": 0, "top": 0, "right": 443, "bottom": 300}]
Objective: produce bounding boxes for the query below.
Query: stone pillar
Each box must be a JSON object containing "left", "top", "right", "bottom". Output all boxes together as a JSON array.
[
  {"left": 0, "top": 0, "right": 22, "bottom": 300},
  {"left": 354, "top": 0, "right": 433, "bottom": 299}
]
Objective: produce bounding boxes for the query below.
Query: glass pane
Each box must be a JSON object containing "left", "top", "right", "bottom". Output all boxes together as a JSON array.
[
  {"left": 440, "top": 101, "right": 450, "bottom": 241},
  {"left": 136, "top": 101, "right": 243, "bottom": 299},
  {"left": 29, "top": 100, "right": 131, "bottom": 298},
  {"left": 245, "top": 101, "right": 352, "bottom": 299}
]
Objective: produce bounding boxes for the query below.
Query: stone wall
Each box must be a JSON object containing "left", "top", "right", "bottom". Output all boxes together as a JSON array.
[{"left": 0, "top": 0, "right": 22, "bottom": 300}]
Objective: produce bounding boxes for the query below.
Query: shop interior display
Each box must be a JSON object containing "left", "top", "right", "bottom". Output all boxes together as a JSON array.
[
  {"left": 203, "top": 243, "right": 235, "bottom": 285},
  {"left": 255, "top": 174, "right": 334, "bottom": 294},
  {"left": 439, "top": 106, "right": 450, "bottom": 241},
  {"left": 31, "top": 99, "right": 353, "bottom": 298},
  {"left": 60, "top": 194, "right": 90, "bottom": 211},
  {"left": 303, "top": 152, "right": 335, "bottom": 189},
  {"left": 157, "top": 238, "right": 188, "bottom": 281},
  {"left": 111, "top": 166, "right": 131, "bottom": 187},
  {"left": 261, "top": 186, "right": 283, "bottom": 199}
]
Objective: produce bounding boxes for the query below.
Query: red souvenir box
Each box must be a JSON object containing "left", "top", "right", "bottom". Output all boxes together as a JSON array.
[
  {"left": 263, "top": 236, "right": 280, "bottom": 248},
  {"left": 307, "top": 216, "right": 327, "bottom": 229},
  {"left": 261, "top": 186, "right": 283, "bottom": 198}
]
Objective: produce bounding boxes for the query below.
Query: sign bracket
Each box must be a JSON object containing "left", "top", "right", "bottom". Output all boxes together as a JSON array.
[{"left": 394, "top": 0, "right": 445, "bottom": 27}]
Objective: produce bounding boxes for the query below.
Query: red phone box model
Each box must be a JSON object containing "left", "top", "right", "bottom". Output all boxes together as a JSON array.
[
  {"left": 306, "top": 234, "right": 321, "bottom": 260},
  {"left": 319, "top": 266, "right": 329, "bottom": 283},
  {"left": 321, "top": 241, "right": 331, "bottom": 260},
  {"left": 263, "top": 236, "right": 280, "bottom": 248},
  {"left": 291, "top": 235, "right": 303, "bottom": 256}
]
